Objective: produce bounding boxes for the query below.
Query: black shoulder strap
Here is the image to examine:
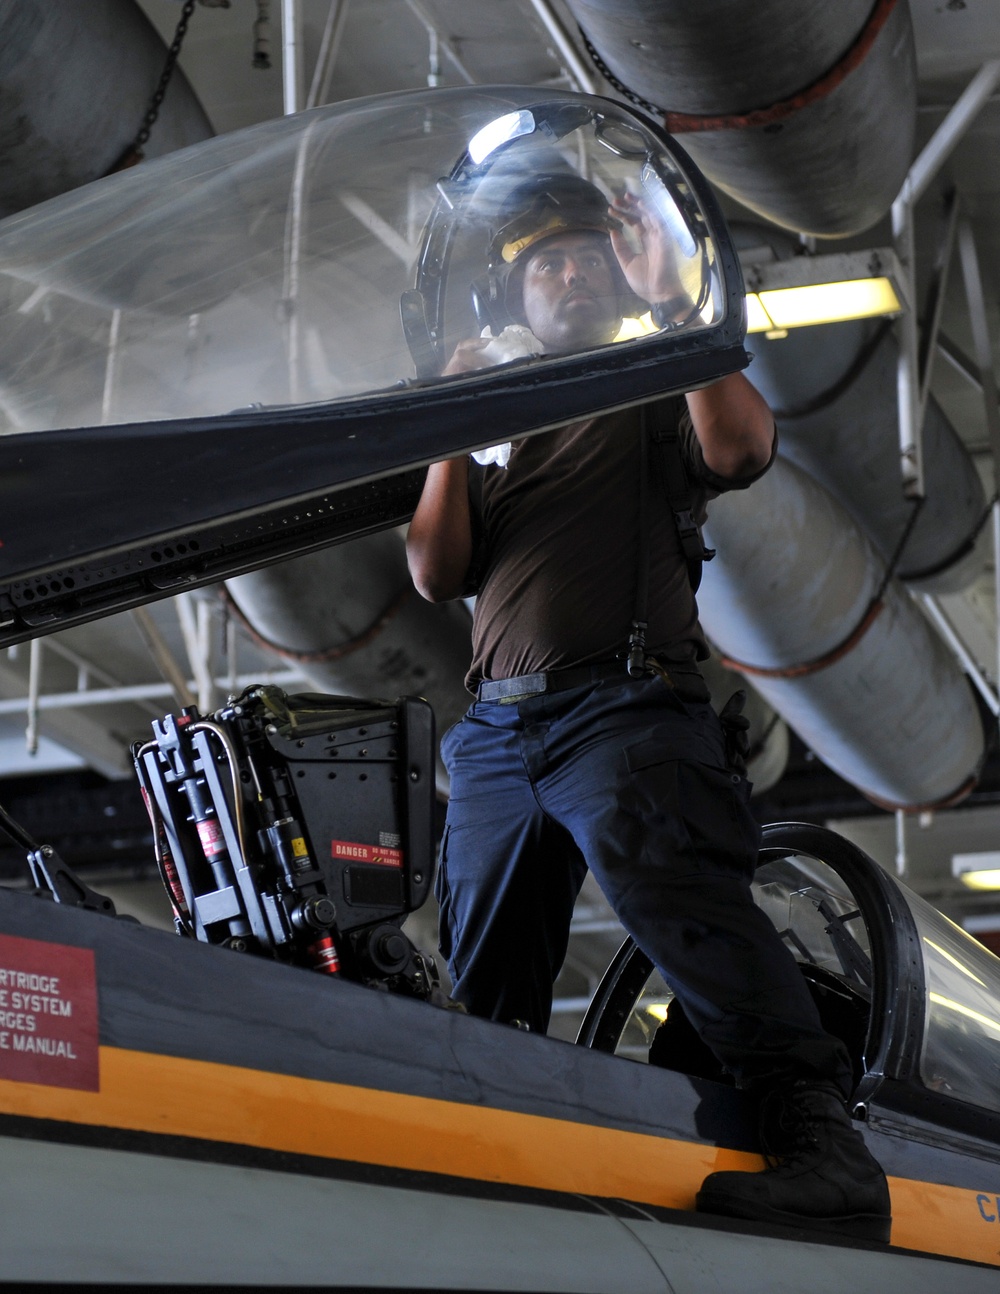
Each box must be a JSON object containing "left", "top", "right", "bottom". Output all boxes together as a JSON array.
[{"left": 644, "top": 396, "right": 715, "bottom": 592}]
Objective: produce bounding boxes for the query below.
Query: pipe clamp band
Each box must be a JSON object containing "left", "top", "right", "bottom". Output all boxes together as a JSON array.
[
  {"left": 719, "top": 598, "right": 884, "bottom": 679},
  {"left": 221, "top": 584, "right": 414, "bottom": 665},
  {"left": 581, "top": 0, "right": 900, "bottom": 134}
]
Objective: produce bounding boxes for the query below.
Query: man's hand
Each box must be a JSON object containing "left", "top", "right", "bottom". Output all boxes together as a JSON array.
[
  {"left": 443, "top": 337, "right": 493, "bottom": 376},
  {"left": 609, "top": 191, "right": 686, "bottom": 307}
]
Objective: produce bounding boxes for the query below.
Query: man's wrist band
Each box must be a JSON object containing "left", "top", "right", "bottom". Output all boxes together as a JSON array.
[{"left": 651, "top": 297, "right": 691, "bottom": 329}]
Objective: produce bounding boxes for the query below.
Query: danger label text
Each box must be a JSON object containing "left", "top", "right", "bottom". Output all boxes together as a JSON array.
[{"left": 0, "top": 934, "right": 99, "bottom": 1091}]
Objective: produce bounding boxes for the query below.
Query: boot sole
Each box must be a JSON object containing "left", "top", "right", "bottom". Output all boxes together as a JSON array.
[{"left": 695, "top": 1188, "right": 892, "bottom": 1244}]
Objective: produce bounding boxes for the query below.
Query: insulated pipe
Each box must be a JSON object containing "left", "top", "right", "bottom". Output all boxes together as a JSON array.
[
  {"left": 0, "top": 0, "right": 213, "bottom": 218},
  {"left": 227, "top": 541, "right": 791, "bottom": 797},
  {"left": 697, "top": 455, "right": 984, "bottom": 810},
  {"left": 735, "top": 225, "right": 988, "bottom": 593},
  {"left": 561, "top": 0, "right": 917, "bottom": 237},
  {"left": 225, "top": 533, "right": 473, "bottom": 789}
]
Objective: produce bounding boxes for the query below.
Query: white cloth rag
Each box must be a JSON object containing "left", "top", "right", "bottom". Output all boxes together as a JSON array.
[{"left": 470, "top": 326, "right": 543, "bottom": 468}]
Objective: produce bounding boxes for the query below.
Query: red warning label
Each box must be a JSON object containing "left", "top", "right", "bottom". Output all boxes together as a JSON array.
[
  {"left": 0, "top": 934, "right": 99, "bottom": 1091},
  {"left": 331, "top": 840, "right": 403, "bottom": 867},
  {"left": 196, "top": 818, "right": 225, "bottom": 857}
]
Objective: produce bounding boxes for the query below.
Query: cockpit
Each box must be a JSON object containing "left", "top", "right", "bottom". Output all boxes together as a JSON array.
[
  {"left": 2, "top": 84, "right": 999, "bottom": 1137},
  {"left": 0, "top": 87, "right": 747, "bottom": 643},
  {"left": 582, "top": 821, "right": 1000, "bottom": 1126},
  {"left": 0, "top": 87, "right": 732, "bottom": 433}
]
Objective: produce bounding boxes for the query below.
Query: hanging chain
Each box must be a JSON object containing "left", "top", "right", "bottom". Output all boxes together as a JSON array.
[
  {"left": 577, "top": 27, "right": 667, "bottom": 118},
  {"left": 111, "top": 0, "right": 198, "bottom": 171}
]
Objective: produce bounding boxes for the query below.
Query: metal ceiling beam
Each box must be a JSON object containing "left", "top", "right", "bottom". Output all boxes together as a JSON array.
[
  {"left": 307, "top": 0, "right": 350, "bottom": 109},
  {"left": 917, "top": 189, "right": 960, "bottom": 427},
  {"left": 904, "top": 59, "right": 1000, "bottom": 210},
  {"left": 958, "top": 219, "right": 1000, "bottom": 481},
  {"left": 0, "top": 656, "right": 132, "bottom": 780},
  {"left": 892, "top": 59, "right": 1000, "bottom": 500},
  {"left": 403, "top": 0, "right": 476, "bottom": 85},
  {"left": 0, "top": 669, "right": 308, "bottom": 717},
  {"left": 282, "top": 0, "right": 305, "bottom": 114},
  {"left": 956, "top": 216, "right": 1000, "bottom": 714},
  {"left": 131, "top": 607, "right": 196, "bottom": 710},
  {"left": 918, "top": 593, "right": 1000, "bottom": 716},
  {"left": 338, "top": 190, "right": 415, "bottom": 264},
  {"left": 525, "top": 0, "right": 598, "bottom": 93},
  {"left": 174, "top": 592, "right": 216, "bottom": 714}
]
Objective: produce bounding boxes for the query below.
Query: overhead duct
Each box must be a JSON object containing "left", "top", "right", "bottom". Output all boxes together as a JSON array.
[
  {"left": 561, "top": 0, "right": 917, "bottom": 236},
  {"left": 697, "top": 454, "right": 985, "bottom": 810},
  {"left": 227, "top": 548, "right": 791, "bottom": 799},
  {"left": 736, "top": 225, "right": 988, "bottom": 594},
  {"left": 0, "top": 22, "right": 970, "bottom": 819},
  {"left": 225, "top": 534, "right": 474, "bottom": 789},
  {"left": 0, "top": 0, "right": 213, "bottom": 218}
]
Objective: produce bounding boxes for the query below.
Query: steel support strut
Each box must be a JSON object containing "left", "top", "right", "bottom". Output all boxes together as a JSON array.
[
  {"left": 957, "top": 218, "right": 1000, "bottom": 706},
  {"left": 891, "top": 59, "right": 1000, "bottom": 499},
  {"left": 281, "top": 0, "right": 304, "bottom": 115}
]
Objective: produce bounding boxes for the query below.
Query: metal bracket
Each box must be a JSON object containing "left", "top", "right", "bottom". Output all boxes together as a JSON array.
[{"left": 27, "top": 845, "right": 118, "bottom": 917}]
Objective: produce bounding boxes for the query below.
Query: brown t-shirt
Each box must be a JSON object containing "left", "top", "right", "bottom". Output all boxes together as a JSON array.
[{"left": 465, "top": 401, "right": 771, "bottom": 691}]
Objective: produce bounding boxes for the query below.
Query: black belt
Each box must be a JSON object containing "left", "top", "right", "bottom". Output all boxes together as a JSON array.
[{"left": 477, "top": 658, "right": 707, "bottom": 704}]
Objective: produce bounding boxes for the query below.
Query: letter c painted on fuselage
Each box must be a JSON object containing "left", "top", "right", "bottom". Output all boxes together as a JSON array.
[{"left": 976, "top": 1193, "right": 997, "bottom": 1222}]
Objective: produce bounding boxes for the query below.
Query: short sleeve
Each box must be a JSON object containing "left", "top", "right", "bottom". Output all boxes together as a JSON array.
[{"left": 679, "top": 407, "right": 779, "bottom": 494}]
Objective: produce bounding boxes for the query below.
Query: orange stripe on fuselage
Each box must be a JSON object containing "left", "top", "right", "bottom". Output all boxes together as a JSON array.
[
  {"left": 0, "top": 1046, "right": 997, "bottom": 1268},
  {"left": 0, "top": 1046, "right": 750, "bottom": 1210}
]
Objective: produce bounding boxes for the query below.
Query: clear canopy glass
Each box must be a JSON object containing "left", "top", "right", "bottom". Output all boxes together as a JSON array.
[
  {"left": 0, "top": 87, "right": 727, "bottom": 435},
  {"left": 912, "top": 894, "right": 1000, "bottom": 1114},
  {"left": 614, "top": 853, "right": 872, "bottom": 1064},
  {"left": 612, "top": 839, "right": 1000, "bottom": 1120}
]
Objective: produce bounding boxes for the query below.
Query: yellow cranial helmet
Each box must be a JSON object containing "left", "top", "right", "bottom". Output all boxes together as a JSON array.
[{"left": 488, "top": 172, "right": 621, "bottom": 268}]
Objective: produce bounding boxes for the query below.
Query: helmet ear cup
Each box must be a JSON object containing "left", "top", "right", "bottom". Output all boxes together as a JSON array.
[
  {"left": 471, "top": 274, "right": 510, "bottom": 335},
  {"left": 500, "top": 261, "right": 528, "bottom": 328},
  {"left": 471, "top": 266, "right": 525, "bottom": 334}
]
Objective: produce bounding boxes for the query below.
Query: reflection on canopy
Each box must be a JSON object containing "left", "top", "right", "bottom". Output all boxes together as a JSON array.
[
  {"left": 0, "top": 87, "right": 725, "bottom": 435},
  {"left": 913, "top": 898, "right": 1000, "bottom": 1114}
]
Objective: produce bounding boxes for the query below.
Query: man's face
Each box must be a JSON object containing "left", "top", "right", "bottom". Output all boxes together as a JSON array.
[{"left": 518, "top": 232, "right": 620, "bottom": 352}]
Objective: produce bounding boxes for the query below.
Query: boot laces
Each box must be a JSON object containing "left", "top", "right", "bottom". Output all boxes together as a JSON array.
[{"left": 759, "top": 1087, "right": 822, "bottom": 1168}]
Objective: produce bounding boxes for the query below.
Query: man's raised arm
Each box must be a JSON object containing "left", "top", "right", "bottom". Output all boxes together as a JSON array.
[
  {"left": 609, "top": 191, "right": 775, "bottom": 483},
  {"left": 685, "top": 372, "right": 776, "bottom": 481},
  {"left": 406, "top": 456, "right": 474, "bottom": 602}
]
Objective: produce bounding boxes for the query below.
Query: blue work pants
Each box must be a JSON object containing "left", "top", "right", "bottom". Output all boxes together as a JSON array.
[{"left": 437, "top": 675, "right": 852, "bottom": 1094}]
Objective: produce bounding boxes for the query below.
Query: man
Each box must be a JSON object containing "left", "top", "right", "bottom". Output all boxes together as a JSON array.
[{"left": 406, "top": 173, "right": 890, "bottom": 1242}]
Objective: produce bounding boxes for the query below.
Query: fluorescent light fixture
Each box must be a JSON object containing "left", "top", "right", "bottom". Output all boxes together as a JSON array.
[
  {"left": 953, "top": 851, "right": 1000, "bottom": 890},
  {"left": 752, "top": 278, "right": 902, "bottom": 330},
  {"left": 745, "top": 293, "right": 776, "bottom": 334},
  {"left": 958, "top": 870, "right": 1000, "bottom": 891},
  {"left": 742, "top": 247, "right": 907, "bottom": 334}
]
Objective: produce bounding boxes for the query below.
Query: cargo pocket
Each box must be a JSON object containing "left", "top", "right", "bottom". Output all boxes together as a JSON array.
[
  {"left": 622, "top": 738, "right": 759, "bottom": 879},
  {"left": 675, "top": 759, "right": 760, "bottom": 876}
]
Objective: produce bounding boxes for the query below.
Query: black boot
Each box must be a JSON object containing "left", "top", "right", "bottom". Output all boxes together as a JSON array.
[{"left": 695, "top": 1080, "right": 892, "bottom": 1243}]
